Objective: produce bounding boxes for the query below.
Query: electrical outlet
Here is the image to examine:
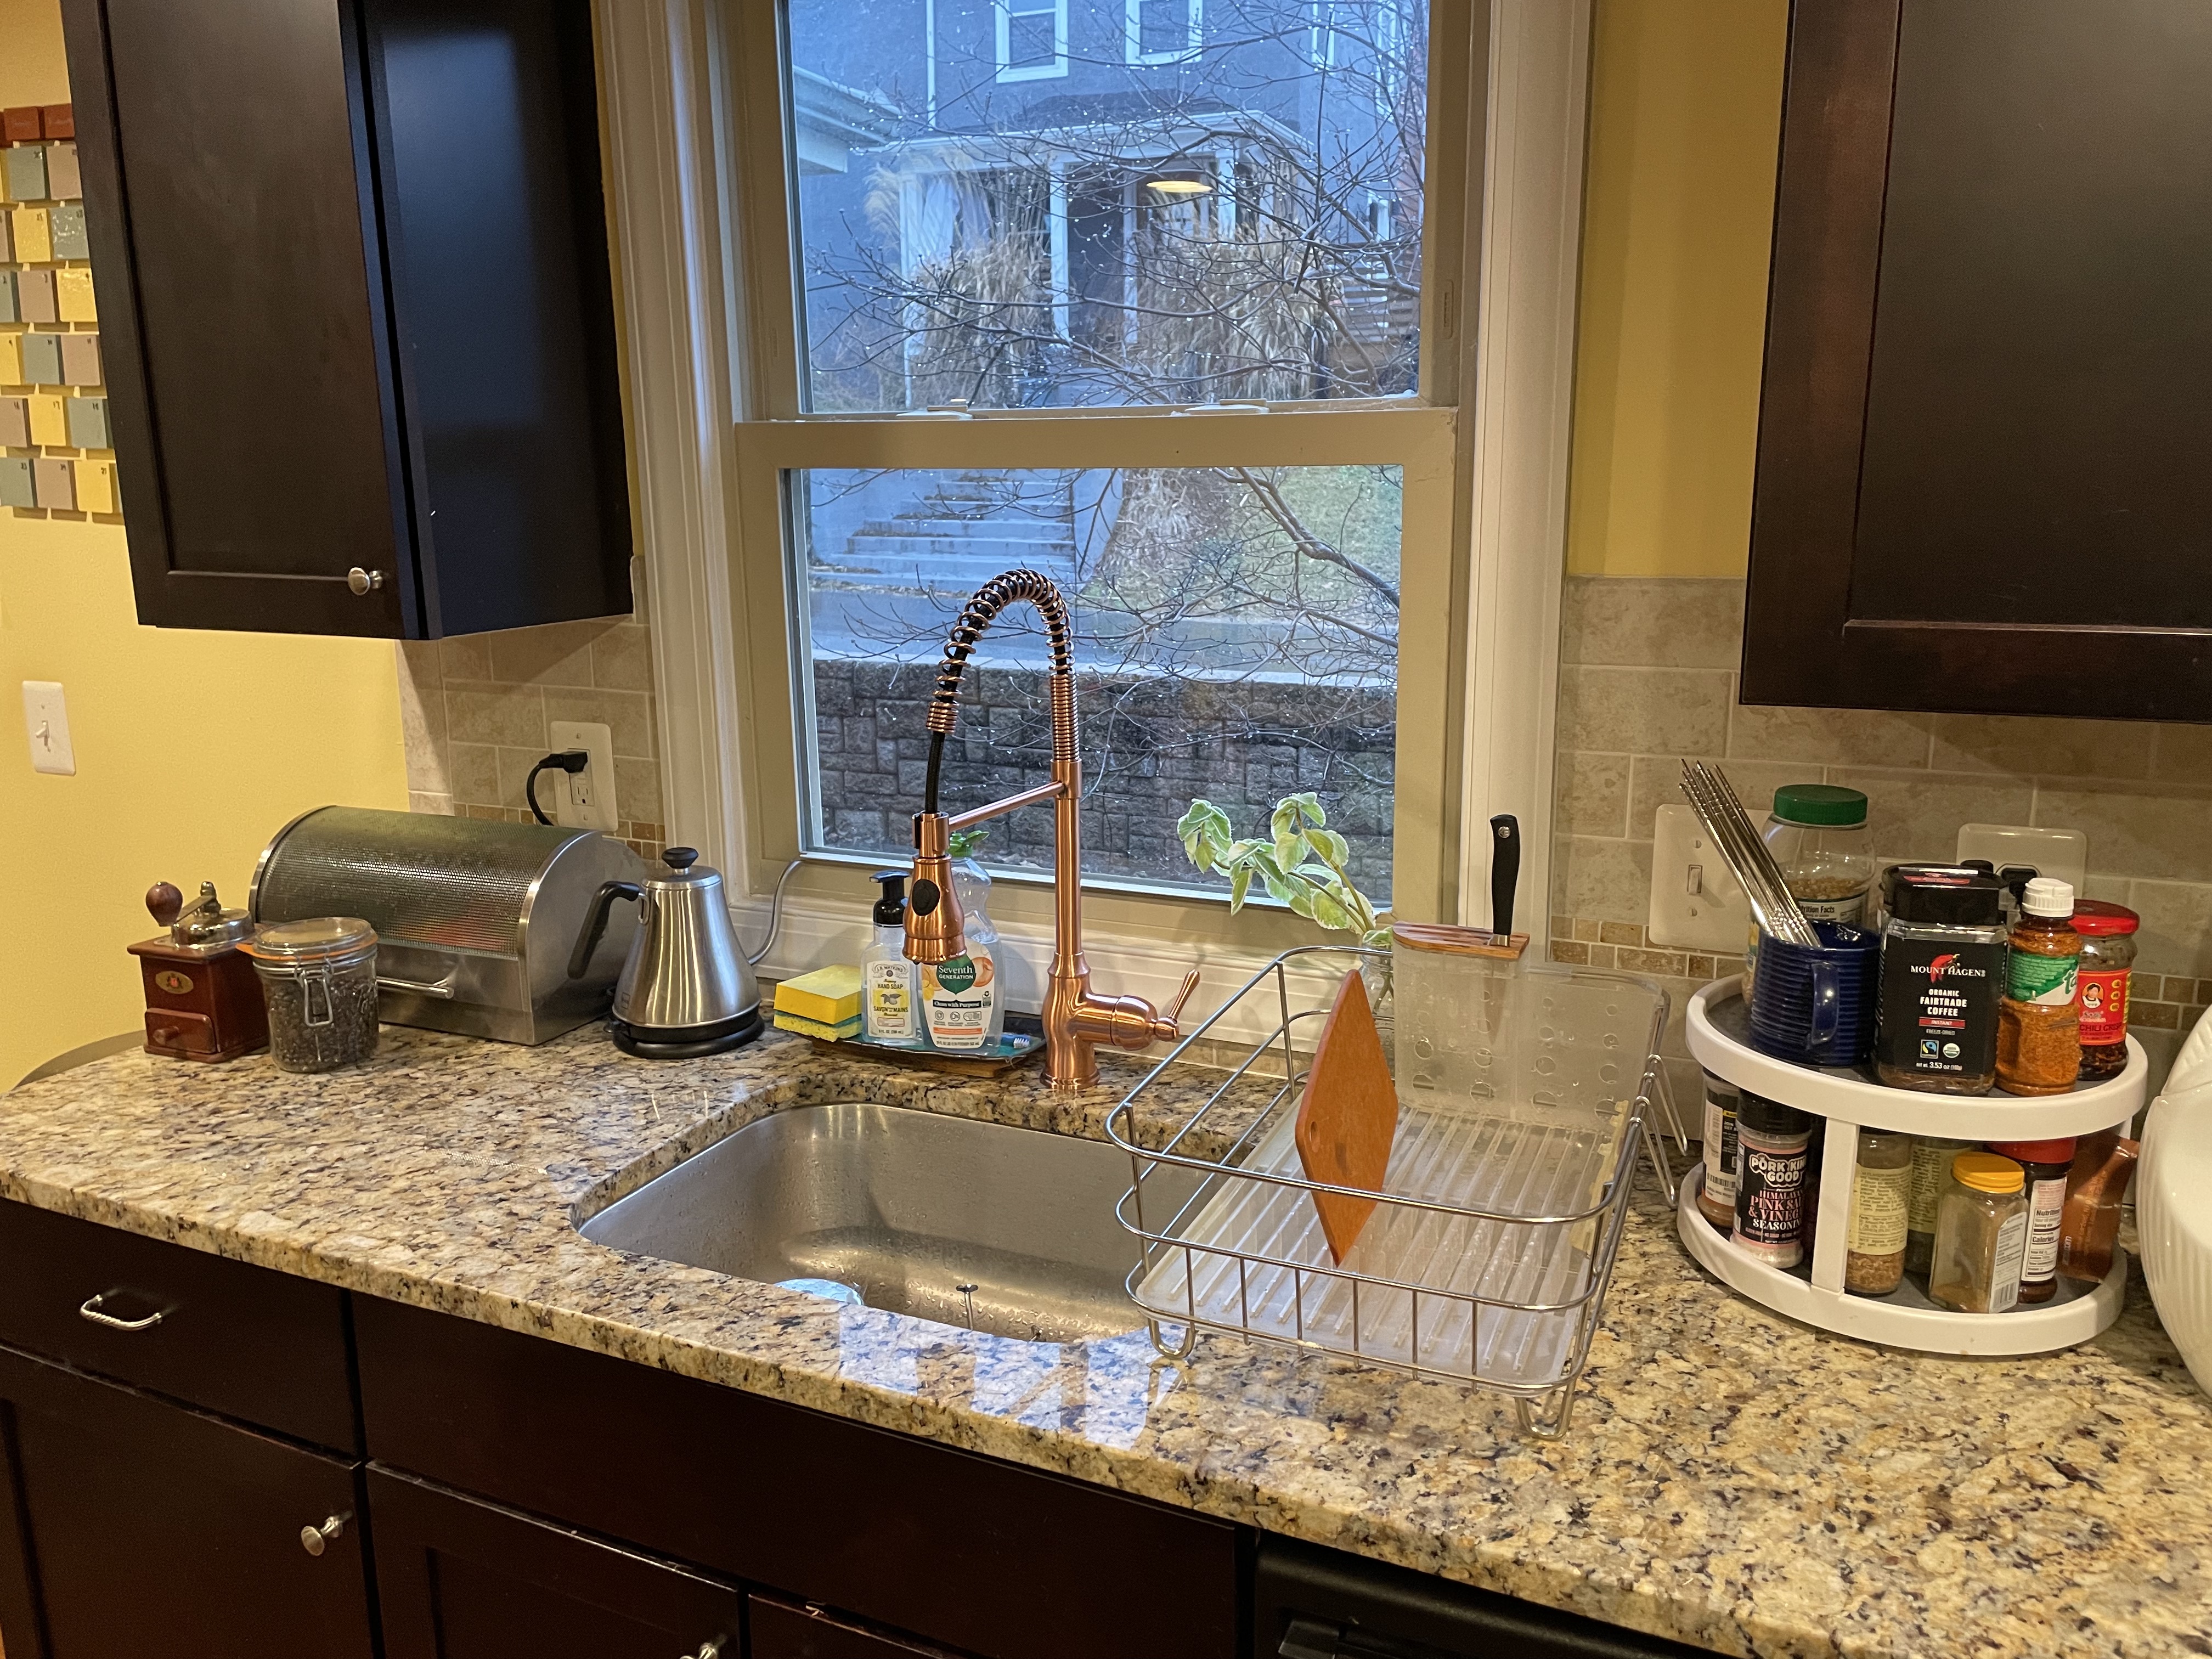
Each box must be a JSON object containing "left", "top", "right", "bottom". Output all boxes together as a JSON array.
[
  {"left": 546, "top": 720, "right": 617, "bottom": 832},
  {"left": 1956, "top": 824, "right": 2087, "bottom": 896},
  {"left": 21, "top": 680, "right": 74, "bottom": 775},
  {"left": 1647, "top": 804, "right": 1752, "bottom": 952}
]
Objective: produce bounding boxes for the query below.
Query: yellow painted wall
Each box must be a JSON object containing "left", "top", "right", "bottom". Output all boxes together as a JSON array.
[
  {"left": 1, "top": 0, "right": 407, "bottom": 1088},
  {"left": 1565, "top": 0, "right": 1789, "bottom": 577}
]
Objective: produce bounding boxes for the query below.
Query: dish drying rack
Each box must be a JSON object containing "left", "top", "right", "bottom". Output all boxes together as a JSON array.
[{"left": 1108, "top": 946, "right": 1674, "bottom": 1438}]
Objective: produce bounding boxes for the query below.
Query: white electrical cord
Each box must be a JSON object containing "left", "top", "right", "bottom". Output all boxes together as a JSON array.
[{"left": 744, "top": 856, "right": 810, "bottom": 967}]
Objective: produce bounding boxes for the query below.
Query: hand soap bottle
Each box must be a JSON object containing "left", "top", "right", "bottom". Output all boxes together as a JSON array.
[
  {"left": 921, "top": 831, "right": 1005, "bottom": 1052},
  {"left": 862, "top": 870, "right": 921, "bottom": 1046}
]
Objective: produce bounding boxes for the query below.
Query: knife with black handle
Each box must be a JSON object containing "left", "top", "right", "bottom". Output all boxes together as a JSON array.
[{"left": 1489, "top": 814, "right": 1520, "bottom": 945}]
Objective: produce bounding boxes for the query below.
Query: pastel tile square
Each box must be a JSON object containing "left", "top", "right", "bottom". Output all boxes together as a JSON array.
[
  {"left": 48, "top": 202, "right": 87, "bottom": 260},
  {"left": 18, "top": 333, "right": 61, "bottom": 386},
  {"left": 0, "top": 455, "right": 31, "bottom": 507},
  {"left": 0, "top": 334, "right": 19, "bottom": 385},
  {"left": 58, "top": 332, "right": 100, "bottom": 386},
  {"left": 64, "top": 396, "right": 107, "bottom": 450},
  {"left": 40, "top": 105, "right": 72, "bottom": 140},
  {"left": 16, "top": 268, "right": 56, "bottom": 325},
  {"left": 0, "top": 397, "right": 25, "bottom": 448},
  {"left": 0, "top": 272, "right": 14, "bottom": 326},
  {"left": 31, "top": 454, "right": 73, "bottom": 509},
  {"left": 53, "top": 269, "right": 95, "bottom": 324},
  {"left": 43, "top": 142, "right": 78, "bottom": 199},
  {"left": 71, "top": 457, "right": 115, "bottom": 514},
  {"left": 3, "top": 145, "right": 46, "bottom": 204},
  {"left": 9, "top": 206, "right": 48, "bottom": 263},
  {"left": 25, "top": 394, "right": 65, "bottom": 446}
]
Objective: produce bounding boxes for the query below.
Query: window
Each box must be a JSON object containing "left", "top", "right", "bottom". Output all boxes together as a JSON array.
[
  {"left": 997, "top": 1, "right": 1068, "bottom": 81},
  {"left": 727, "top": 1, "right": 1472, "bottom": 935},
  {"left": 1127, "top": 0, "right": 1200, "bottom": 64}
]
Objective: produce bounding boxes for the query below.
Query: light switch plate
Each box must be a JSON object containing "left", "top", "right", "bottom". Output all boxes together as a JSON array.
[
  {"left": 1955, "top": 824, "right": 2087, "bottom": 896},
  {"left": 1648, "top": 803, "right": 1752, "bottom": 952},
  {"left": 22, "top": 680, "right": 74, "bottom": 775},
  {"left": 546, "top": 720, "right": 617, "bottom": 831}
]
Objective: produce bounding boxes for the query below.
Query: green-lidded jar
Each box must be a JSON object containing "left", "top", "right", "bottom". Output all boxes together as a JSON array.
[{"left": 1746, "top": 785, "right": 1874, "bottom": 990}]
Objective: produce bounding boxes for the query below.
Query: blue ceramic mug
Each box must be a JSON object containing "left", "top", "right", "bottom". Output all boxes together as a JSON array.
[{"left": 1748, "top": 922, "right": 1880, "bottom": 1065}]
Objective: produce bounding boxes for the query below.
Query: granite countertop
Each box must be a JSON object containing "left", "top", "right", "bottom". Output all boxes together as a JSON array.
[{"left": 3, "top": 1025, "right": 2209, "bottom": 1659}]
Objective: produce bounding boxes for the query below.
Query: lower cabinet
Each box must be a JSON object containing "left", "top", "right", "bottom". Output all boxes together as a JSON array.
[
  {"left": 0, "top": 1342, "right": 374, "bottom": 1659},
  {"left": 750, "top": 1595, "right": 964, "bottom": 1659},
  {"left": 369, "top": 1468, "right": 743, "bottom": 1658}
]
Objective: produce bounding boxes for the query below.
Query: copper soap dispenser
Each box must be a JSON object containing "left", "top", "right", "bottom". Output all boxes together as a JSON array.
[{"left": 127, "top": 881, "right": 268, "bottom": 1062}]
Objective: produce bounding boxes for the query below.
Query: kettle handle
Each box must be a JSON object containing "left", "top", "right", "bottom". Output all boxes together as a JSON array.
[{"left": 568, "top": 881, "right": 643, "bottom": 980}]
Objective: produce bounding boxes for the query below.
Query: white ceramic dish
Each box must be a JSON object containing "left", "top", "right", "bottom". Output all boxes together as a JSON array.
[{"left": 2138, "top": 1008, "right": 2212, "bottom": 1391}]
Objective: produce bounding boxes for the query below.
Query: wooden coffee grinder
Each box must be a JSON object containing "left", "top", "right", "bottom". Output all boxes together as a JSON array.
[{"left": 128, "top": 881, "right": 268, "bottom": 1062}]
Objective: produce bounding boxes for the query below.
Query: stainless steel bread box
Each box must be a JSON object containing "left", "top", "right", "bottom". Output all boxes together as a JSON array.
[{"left": 250, "top": 807, "right": 647, "bottom": 1044}]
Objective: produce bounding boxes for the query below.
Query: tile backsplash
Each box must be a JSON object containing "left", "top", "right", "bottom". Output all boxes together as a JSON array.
[
  {"left": 1551, "top": 575, "right": 2212, "bottom": 1100},
  {"left": 396, "top": 567, "right": 665, "bottom": 861}
]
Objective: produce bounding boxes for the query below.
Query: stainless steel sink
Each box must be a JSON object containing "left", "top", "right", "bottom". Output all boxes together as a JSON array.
[{"left": 582, "top": 1103, "right": 1188, "bottom": 1344}]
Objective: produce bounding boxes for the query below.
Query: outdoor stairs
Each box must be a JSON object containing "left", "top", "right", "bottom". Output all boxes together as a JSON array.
[{"left": 813, "top": 472, "right": 1079, "bottom": 592}]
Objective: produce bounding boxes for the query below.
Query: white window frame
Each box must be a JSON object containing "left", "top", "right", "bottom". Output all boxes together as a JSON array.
[
  {"left": 997, "top": 0, "right": 1069, "bottom": 82},
  {"left": 1126, "top": 0, "right": 1202, "bottom": 65},
  {"left": 595, "top": 0, "right": 1592, "bottom": 1031}
]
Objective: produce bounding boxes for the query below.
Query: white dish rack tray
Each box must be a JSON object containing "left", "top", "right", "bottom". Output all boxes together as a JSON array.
[{"left": 1107, "top": 946, "right": 1673, "bottom": 1438}]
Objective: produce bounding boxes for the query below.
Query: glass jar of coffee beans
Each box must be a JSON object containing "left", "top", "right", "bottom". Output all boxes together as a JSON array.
[{"left": 245, "top": 918, "right": 380, "bottom": 1073}]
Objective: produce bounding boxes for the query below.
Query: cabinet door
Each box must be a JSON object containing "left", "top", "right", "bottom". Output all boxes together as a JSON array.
[
  {"left": 752, "top": 1595, "right": 968, "bottom": 1659},
  {"left": 0, "top": 1344, "right": 374, "bottom": 1659},
  {"left": 369, "top": 1468, "right": 743, "bottom": 1659}
]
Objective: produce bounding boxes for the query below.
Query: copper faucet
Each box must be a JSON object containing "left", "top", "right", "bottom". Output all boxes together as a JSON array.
[{"left": 904, "top": 569, "right": 1199, "bottom": 1091}]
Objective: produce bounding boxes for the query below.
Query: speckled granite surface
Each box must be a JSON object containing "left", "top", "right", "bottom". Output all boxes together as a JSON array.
[{"left": 3, "top": 1026, "right": 2209, "bottom": 1659}]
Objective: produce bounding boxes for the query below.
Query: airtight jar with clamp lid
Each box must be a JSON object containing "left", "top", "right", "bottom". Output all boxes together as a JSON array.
[{"left": 244, "top": 918, "right": 380, "bottom": 1073}]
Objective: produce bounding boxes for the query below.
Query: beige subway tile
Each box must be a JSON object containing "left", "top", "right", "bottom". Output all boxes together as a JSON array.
[
  {"left": 1825, "top": 769, "right": 2036, "bottom": 870},
  {"left": 1549, "top": 939, "right": 1591, "bottom": 966},
  {"left": 396, "top": 658, "right": 448, "bottom": 794},
  {"left": 498, "top": 747, "right": 563, "bottom": 815},
  {"left": 2135, "top": 1001, "right": 2182, "bottom": 1030},
  {"left": 614, "top": 755, "right": 664, "bottom": 826},
  {"left": 2152, "top": 725, "right": 2212, "bottom": 785},
  {"left": 1627, "top": 755, "right": 1804, "bottom": 843},
  {"left": 1550, "top": 913, "right": 1574, "bottom": 940},
  {"left": 1573, "top": 917, "right": 1602, "bottom": 943},
  {"left": 1553, "top": 751, "right": 1630, "bottom": 838},
  {"left": 2126, "top": 882, "right": 2212, "bottom": 978},
  {"left": 1728, "top": 702, "right": 1933, "bottom": 768},
  {"left": 441, "top": 634, "right": 494, "bottom": 682},
  {"left": 1559, "top": 576, "right": 1743, "bottom": 669},
  {"left": 2199, "top": 979, "right": 2212, "bottom": 1007},
  {"left": 1585, "top": 943, "right": 1616, "bottom": 969},
  {"left": 1929, "top": 715, "right": 2155, "bottom": 780},
  {"left": 2081, "top": 874, "right": 2132, "bottom": 906},
  {"left": 1558, "top": 666, "right": 1733, "bottom": 756},
  {"left": 407, "top": 791, "right": 454, "bottom": 816},
  {"left": 1554, "top": 836, "right": 1654, "bottom": 927},
  {"left": 447, "top": 742, "right": 500, "bottom": 809},
  {"left": 445, "top": 681, "right": 545, "bottom": 749},
  {"left": 544, "top": 687, "right": 656, "bottom": 759},
  {"left": 1618, "top": 946, "right": 1688, "bottom": 976},
  {"left": 488, "top": 619, "right": 608, "bottom": 689},
  {"left": 1599, "top": 920, "right": 1642, "bottom": 946},
  {"left": 2164, "top": 975, "right": 2203, "bottom": 1005},
  {"left": 1714, "top": 954, "right": 1747, "bottom": 979},
  {"left": 1688, "top": 953, "right": 1717, "bottom": 979},
  {"left": 593, "top": 624, "right": 654, "bottom": 693},
  {"left": 396, "top": 638, "right": 442, "bottom": 692},
  {"left": 2036, "top": 784, "right": 2212, "bottom": 884}
]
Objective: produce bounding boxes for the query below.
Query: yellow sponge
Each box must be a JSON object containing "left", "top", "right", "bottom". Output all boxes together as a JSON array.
[
  {"left": 774, "top": 1010, "right": 861, "bottom": 1041},
  {"left": 774, "top": 964, "right": 862, "bottom": 1026}
]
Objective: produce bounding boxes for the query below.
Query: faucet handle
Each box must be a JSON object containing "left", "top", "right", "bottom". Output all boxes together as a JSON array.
[{"left": 1163, "top": 970, "right": 1201, "bottom": 1030}]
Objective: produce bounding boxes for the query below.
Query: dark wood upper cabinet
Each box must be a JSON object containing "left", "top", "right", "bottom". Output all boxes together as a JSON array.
[
  {"left": 1746, "top": 0, "right": 2212, "bottom": 719},
  {"left": 60, "top": 0, "right": 631, "bottom": 637}
]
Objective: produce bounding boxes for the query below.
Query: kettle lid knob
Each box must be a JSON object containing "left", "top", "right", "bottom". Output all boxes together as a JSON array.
[{"left": 661, "top": 847, "right": 699, "bottom": 872}]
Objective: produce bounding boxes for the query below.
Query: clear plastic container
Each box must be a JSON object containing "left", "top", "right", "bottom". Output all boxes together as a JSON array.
[
  {"left": 244, "top": 917, "right": 379, "bottom": 1073},
  {"left": 1929, "top": 1150, "right": 2028, "bottom": 1313},
  {"left": 1745, "top": 785, "right": 1874, "bottom": 988}
]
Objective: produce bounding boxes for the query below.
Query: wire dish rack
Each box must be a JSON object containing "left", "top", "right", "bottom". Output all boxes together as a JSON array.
[{"left": 1108, "top": 946, "right": 1673, "bottom": 1438}]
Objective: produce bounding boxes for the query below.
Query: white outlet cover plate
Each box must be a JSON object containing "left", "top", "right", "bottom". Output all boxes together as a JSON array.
[
  {"left": 546, "top": 720, "right": 617, "bottom": 832},
  {"left": 1649, "top": 803, "right": 1751, "bottom": 953},
  {"left": 1955, "top": 823, "right": 2087, "bottom": 897},
  {"left": 21, "top": 680, "right": 74, "bottom": 776}
]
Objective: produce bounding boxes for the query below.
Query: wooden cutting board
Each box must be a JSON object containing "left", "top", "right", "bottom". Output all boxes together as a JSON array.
[{"left": 1294, "top": 970, "right": 1400, "bottom": 1264}]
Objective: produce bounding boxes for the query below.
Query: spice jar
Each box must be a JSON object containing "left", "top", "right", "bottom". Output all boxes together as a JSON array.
[
  {"left": 1987, "top": 1137, "right": 2076, "bottom": 1304},
  {"left": 245, "top": 918, "right": 380, "bottom": 1074},
  {"left": 1845, "top": 1128, "right": 1913, "bottom": 1295},
  {"left": 1697, "top": 1071, "right": 1741, "bottom": 1232},
  {"left": 1996, "top": 878, "right": 2083, "bottom": 1096},
  {"left": 1929, "top": 1151, "right": 2029, "bottom": 1314},
  {"left": 2058, "top": 1131, "right": 2141, "bottom": 1284},
  {"left": 1904, "top": 1136, "right": 1974, "bottom": 1278},
  {"left": 1733, "top": 1093, "right": 1814, "bottom": 1270},
  {"left": 2072, "top": 901, "right": 2139, "bottom": 1082},
  {"left": 1745, "top": 785, "right": 1875, "bottom": 990},
  {"left": 1874, "top": 865, "right": 2007, "bottom": 1093}
]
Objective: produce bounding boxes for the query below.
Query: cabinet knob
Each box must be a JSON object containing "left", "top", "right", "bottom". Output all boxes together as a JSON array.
[
  {"left": 677, "top": 1645, "right": 719, "bottom": 1659},
  {"left": 299, "top": 1513, "right": 349, "bottom": 1556},
  {"left": 345, "top": 567, "right": 383, "bottom": 595}
]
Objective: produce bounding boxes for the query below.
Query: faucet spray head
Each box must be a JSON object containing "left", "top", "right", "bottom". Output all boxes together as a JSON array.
[{"left": 904, "top": 811, "right": 966, "bottom": 965}]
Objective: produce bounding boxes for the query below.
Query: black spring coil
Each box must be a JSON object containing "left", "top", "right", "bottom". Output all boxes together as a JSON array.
[{"left": 922, "top": 569, "right": 1075, "bottom": 814}]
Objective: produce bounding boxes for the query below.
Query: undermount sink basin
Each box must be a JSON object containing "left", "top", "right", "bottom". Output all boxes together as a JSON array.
[{"left": 582, "top": 1103, "right": 1187, "bottom": 1344}]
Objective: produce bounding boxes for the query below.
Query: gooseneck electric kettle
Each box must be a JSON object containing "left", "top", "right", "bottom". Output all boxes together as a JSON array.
[{"left": 568, "top": 848, "right": 762, "bottom": 1059}]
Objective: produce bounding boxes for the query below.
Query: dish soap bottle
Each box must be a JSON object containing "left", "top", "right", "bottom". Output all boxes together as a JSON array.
[
  {"left": 921, "top": 829, "right": 1005, "bottom": 1052},
  {"left": 862, "top": 870, "right": 920, "bottom": 1045}
]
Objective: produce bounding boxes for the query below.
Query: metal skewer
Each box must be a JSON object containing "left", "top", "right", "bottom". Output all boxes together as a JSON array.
[{"left": 1678, "top": 761, "right": 1820, "bottom": 947}]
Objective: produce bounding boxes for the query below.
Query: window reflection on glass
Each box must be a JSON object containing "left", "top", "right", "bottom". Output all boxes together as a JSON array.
[
  {"left": 785, "top": 1, "right": 1430, "bottom": 411},
  {"left": 793, "top": 465, "right": 1401, "bottom": 901}
]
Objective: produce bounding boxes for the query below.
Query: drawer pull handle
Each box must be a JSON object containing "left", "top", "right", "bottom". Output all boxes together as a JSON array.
[
  {"left": 78, "top": 1293, "right": 164, "bottom": 1333},
  {"left": 300, "top": 1513, "right": 349, "bottom": 1556}
]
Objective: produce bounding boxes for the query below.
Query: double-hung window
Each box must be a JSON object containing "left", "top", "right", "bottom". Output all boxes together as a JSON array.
[{"left": 724, "top": 0, "right": 1479, "bottom": 953}]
